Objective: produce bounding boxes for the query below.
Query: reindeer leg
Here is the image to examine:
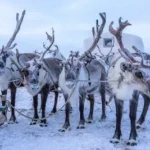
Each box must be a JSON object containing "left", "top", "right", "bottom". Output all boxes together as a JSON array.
[
  {"left": 30, "top": 95, "right": 39, "bottom": 125},
  {"left": 8, "top": 83, "right": 17, "bottom": 124},
  {"left": 127, "top": 91, "right": 138, "bottom": 146},
  {"left": 59, "top": 93, "right": 71, "bottom": 132},
  {"left": 77, "top": 92, "right": 86, "bottom": 129},
  {"left": 87, "top": 94, "right": 94, "bottom": 123},
  {"left": 137, "top": 93, "right": 150, "bottom": 129},
  {"left": 0, "top": 90, "right": 7, "bottom": 125},
  {"left": 100, "top": 82, "right": 106, "bottom": 121},
  {"left": 51, "top": 90, "right": 58, "bottom": 114},
  {"left": 1, "top": 90, "right": 7, "bottom": 116},
  {"left": 40, "top": 84, "right": 49, "bottom": 127},
  {"left": 110, "top": 98, "right": 123, "bottom": 144}
]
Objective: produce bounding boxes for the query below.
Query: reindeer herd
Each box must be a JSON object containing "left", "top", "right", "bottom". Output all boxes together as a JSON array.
[{"left": 1, "top": 9, "right": 150, "bottom": 146}]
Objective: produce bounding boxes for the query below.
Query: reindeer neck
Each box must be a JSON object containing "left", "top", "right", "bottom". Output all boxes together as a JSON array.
[{"left": 78, "top": 63, "right": 90, "bottom": 81}]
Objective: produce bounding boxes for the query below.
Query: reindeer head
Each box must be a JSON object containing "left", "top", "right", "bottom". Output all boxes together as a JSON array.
[
  {"left": 19, "top": 29, "right": 55, "bottom": 95},
  {"left": 22, "top": 59, "right": 47, "bottom": 92},
  {"left": 64, "top": 51, "right": 81, "bottom": 88},
  {"left": 109, "top": 17, "right": 150, "bottom": 97},
  {"left": 0, "top": 10, "right": 25, "bottom": 76}
]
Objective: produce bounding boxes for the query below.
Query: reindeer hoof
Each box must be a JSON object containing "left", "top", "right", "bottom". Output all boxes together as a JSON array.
[
  {"left": 0, "top": 114, "right": 7, "bottom": 126},
  {"left": 30, "top": 118, "right": 38, "bottom": 125},
  {"left": 39, "top": 122, "right": 48, "bottom": 127},
  {"left": 136, "top": 123, "right": 142, "bottom": 129},
  {"left": 39, "top": 119, "right": 47, "bottom": 127},
  {"left": 30, "top": 120, "right": 38, "bottom": 125},
  {"left": 59, "top": 126, "right": 71, "bottom": 132},
  {"left": 100, "top": 115, "right": 106, "bottom": 121},
  {"left": 126, "top": 139, "right": 138, "bottom": 146},
  {"left": 86, "top": 118, "right": 93, "bottom": 124},
  {"left": 77, "top": 124, "right": 85, "bottom": 129},
  {"left": 51, "top": 109, "right": 57, "bottom": 114},
  {"left": 8, "top": 116, "right": 18, "bottom": 124},
  {"left": 110, "top": 138, "right": 120, "bottom": 144}
]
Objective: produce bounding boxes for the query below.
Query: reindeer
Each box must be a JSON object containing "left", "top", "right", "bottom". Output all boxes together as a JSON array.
[
  {"left": 16, "top": 29, "right": 64, "bottom": 126},
  {"left": 106, "top": 17, "right": 150, "bottom": 145},
  {"left": 0, "top": 10, "right": 41, "bottom": 125},
  {"left": 58, "top": 12, "right": 106, "bottom": 131}
]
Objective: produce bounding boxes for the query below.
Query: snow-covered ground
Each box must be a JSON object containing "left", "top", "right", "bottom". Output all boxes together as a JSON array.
[{"left": 0, "top": 87, "right": 150, "bottom": 150}]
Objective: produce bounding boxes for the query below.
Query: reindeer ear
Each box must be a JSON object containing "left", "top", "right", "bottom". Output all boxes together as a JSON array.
[{"left": 120, "top": 62, "right": 127, "bottom": 72}]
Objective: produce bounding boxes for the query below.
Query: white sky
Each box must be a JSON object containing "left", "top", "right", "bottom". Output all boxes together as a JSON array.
[{"left": 0, "top": 0, "right": 150, "bottom": 56}]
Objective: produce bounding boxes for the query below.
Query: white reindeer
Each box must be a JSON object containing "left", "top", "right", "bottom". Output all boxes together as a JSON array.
[
  {"left": 0, "top": 10, "right": 38, "bottom": 125},
  {"left": 107, "top": 17, "right": 150, "bottom": 146}
]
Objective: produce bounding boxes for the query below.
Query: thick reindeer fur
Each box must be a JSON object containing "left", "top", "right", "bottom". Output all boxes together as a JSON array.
[
  {"left": 108, "top": 52, "right": 150, "bottom": 145},
  {"left": 107, "top": 53, "right": 148, "bottom": 101},
  {"left": 25, "top": 58, "right": 62, "bottom": 96}
]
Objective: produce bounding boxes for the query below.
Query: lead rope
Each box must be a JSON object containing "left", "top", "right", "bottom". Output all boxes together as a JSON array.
[
  {"left": 0, "top": 78, "right": 117, "bottom": 124},
  {"left": 0, "top": 81, "right": 78, "bottom": 123}
]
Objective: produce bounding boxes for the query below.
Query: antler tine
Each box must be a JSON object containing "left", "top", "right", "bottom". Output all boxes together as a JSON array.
[
  {"left": 34, "top": 49, "right": 42, "bottom": 55},
  {"left": 109, "top": 17, "right": 138, "bottom": 63},
  {"left": 118, "top": 17, "right": 131, "bottom": 31},
  {"left": 54, "top": 45, "right": 59, "bottom": 50},
  {"left": 118, "top": 48, "right": 133, "bottom": 63},
  {"left": 92, "top": 27, "right": 95, "bottom": 38},
  {"left": 95, "top": 53, "right": 103, "bottom": 58},
  {"left": 46, "top": 28, "right": 55, "bottom": 50},
  {"left": 40, "top": 28, "right": 55, "bottom": 60},
  {"left": 92, "top": 23, "right": 104, "bottom": 57},
  {"left": 4, "top": 10, "right": 26, "bottom": 51},
  {"left": 85, "top": 52, "right": 91, "bottom": 58},
  {"left": 132, "top": 46, "right": 150, "bottom": 68},
  {"left": 82, "top": 12, "right": 106, "bottom": 56},
  {"left": 96, "top": 44, "right": 104, "bottom": 57},
  {"left": 109, "top": 21, "right": 117, "bottom": 35},
  {"left": 43, "top": 42, "right": 48, "bottom": 50},
  {"left": 132, "top": 46, "right": 143, "bottom": 55},
  {"left": 109, "top": 17, "right": 131, "bottom": 38}
]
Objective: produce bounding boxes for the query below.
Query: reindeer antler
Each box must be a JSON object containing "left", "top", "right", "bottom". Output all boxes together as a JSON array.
[
  {"left": 34, "top": 49, "right": 43, "bottom": 55},
  {"left": 132, "top": 46, "right": 150, "bottom": 68},
  {"left": 41, "top": 28, "right": 55, "bottom": 60},
  {"left": 2, "top": 10, "right": 26, "bottom": 53},
  {"left": 109, "top": 17, "right": 138, "bottom": 63},
  {"left": 109, "top": 17, "right": 150, "bottom": 68},
  {"left": 80, "top": 12, "right": 106, "bottom": 60}
]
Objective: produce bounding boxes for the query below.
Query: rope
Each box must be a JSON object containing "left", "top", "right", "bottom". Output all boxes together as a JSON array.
[
  {"left": 3, "top": 81, "right": 78, "bottom": 123},
  {"left": 78, "top": 79, "right": 118, "bottom": 83},
  {"left": 0, "top": 80, "right": 113, "bottom": 124},
  {"left": 0, "top": 79, "right": 20, "bottom": 84}
]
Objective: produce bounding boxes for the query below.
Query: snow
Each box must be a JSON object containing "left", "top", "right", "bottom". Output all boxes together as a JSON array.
[{"left": 0, "top": 88, "right": 150, "bottom": 150}]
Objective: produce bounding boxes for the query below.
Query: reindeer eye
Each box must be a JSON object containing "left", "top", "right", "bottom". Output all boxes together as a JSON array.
[
  {"left": 134, "top": 71, "right": 143, "bottom": 79},
  {"left": 5, "top": 53, "right": 9, "bottom": 58},
  {"left": 38, "top": 64, "right": 41, "bottom": 69},
  {"left": 24, "top": 70, "right": 29, "bottom": 77},
  {"left": 37, "top": 72, "right": 39, "bottom": 76}
]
